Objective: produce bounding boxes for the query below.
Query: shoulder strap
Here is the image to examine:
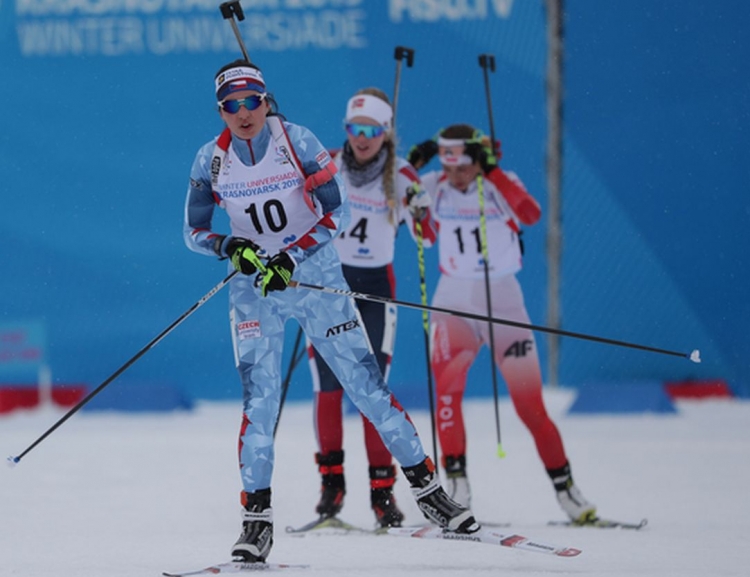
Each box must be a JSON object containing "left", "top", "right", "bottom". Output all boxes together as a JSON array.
[
  {"left": 267, "top": 116, "right": 306, "bottom": 178},
  {"left": 210, "top": 128, "right": 233, "bottom": 187},
  {"left": 216, "top": 127, "right": 232, "bottom": 152}
]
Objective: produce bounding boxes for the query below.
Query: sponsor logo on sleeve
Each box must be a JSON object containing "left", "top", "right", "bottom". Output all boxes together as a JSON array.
[{"left": 315, "top": 149, "right": 331, "bottom": 168}]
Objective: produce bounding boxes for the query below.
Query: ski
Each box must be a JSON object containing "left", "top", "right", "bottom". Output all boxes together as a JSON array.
[
  {"left": 388, "top": 526, "right": 582, "bottom": 557},
  {"left": 285, "top": 516, "right": 379, "bottom": 535},
  {"left": 548, "top": 517, "right": 648, "bottom": 530},
  {"left": 162, "top": 561, "right": 309, "bottom": 576}
]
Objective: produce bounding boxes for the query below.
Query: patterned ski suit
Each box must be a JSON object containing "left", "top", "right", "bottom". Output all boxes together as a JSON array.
[{"left": 184, "top": 117, "right": 427, "bottom": 492}]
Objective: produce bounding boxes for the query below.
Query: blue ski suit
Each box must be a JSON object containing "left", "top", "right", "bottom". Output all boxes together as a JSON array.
[{"left": 183, "top": 117, "right": 426, "bottom": 493}]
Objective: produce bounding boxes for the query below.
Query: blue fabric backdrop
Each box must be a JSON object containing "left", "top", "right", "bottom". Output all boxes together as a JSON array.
[{"left": 1, "top": 1, "right": 747, "bottom": 408}]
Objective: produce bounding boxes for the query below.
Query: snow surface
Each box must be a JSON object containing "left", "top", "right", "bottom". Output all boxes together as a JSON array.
[{"left": 2, "top": 391, "right": 749, "bottom": 576}]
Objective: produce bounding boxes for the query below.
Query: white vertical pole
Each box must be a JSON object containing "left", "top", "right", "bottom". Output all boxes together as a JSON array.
[
  {"left": 38, "top": 364, "right": 52, "bottom": 408},
  {"left": 545, "top": 0, "right": 564, "bottom": 387}
]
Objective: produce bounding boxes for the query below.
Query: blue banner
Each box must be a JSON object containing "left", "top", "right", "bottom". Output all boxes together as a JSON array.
[
  {"left": 1, "top": 1, "right": 746, "bottom": 405},
  {"left": 0, "top": 321, "right": 46, "bottom": 378}
]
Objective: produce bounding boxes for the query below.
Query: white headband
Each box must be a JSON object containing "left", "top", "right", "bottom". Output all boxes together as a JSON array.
[
  {"left": 437, "top": 137, "right": 473, "bottom": 166},
  {"left": 215, "top": 66, "right": 266, "bottom": 100},
  {"left": 345, "top": 94, "right": 393, "bottom": 130}
]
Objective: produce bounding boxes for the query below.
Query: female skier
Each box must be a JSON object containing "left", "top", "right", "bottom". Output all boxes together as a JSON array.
[
  {"left": 183, "top": 61, "right": 477, "bottom": 563},
  {"left": 308, "top": 88, "right": 435, "bottom": 529},
  {"left": 408, "top": 124, "right": 597, "bottom": 524}
]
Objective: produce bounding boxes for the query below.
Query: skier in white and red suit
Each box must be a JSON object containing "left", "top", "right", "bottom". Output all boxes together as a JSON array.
[{"left": 408, "top": 124, "right": 597, "bottom": 523}]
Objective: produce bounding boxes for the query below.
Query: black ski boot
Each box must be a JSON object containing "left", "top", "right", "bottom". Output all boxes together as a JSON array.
[
  {"left": 315, "top": 451, "right": 345, "bottom": 518},
  {"left": 232, "top": 489, "right": 273, "bottom": 563},
  {"left": 402, "top": 458, "right": 479, "bottom": 533},
  {"left": 370, "top": 465, "right": 405, "bottom": 528}
]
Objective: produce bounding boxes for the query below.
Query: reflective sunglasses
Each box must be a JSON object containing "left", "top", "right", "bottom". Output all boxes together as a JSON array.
[
  {"left": 218, "top": 94, "right": 266, "bottom": 114},
  {"left": 345, "top": 122, "right": 386, "bottom": 139}
]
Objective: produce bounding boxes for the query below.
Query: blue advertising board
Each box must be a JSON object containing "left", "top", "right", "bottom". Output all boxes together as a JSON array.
[
  {"left": 0, "top": 320, "right": 45, "bottom": 380},
  {"left": 1, "top": 1, "right": 747, "bottom": 408}
]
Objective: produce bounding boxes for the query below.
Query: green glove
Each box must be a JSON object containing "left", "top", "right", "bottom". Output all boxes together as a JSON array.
[
  {"left": 225, "top": 237, "right": 266, "bottom": 276},
  {"left": 258, "top": 252, "right": 295, "bottom": 297}
]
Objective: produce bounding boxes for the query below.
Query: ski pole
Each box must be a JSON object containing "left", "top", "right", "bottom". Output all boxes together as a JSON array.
[
  {"left": 475, "top": 176, "right": 505, "bottom": 458},
  {"left": 479, "top": 54, "right": 498, "bottom": 155},
  {"left": 392, "top": 46, "right": 414, "bottom": 129},
  {"left": 477, "top": 53, "right": 505, "bottom": 458},
  {"left": 414, "top": 220, "right": 440, "bottom": 473},
  {"left": 274, "top": 325, "right": 305, "bottom": 438},
  {"left": 392, "top": 44, "right": 439, "bottom": 472},
  {"left": 220, "top": 0, "right": 251, "bottom": 62},
  {"left": 7, "top": 271, "right": 239, "bottom": 467},
  {"left": 288, "top": 281, "right": 701, "bottom": 363}
]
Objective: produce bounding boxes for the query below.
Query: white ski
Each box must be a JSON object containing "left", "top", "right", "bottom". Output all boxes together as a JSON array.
[
  {"left": 162, "top": 561, "right": 309, "bottom": 576},
  {"left": 388, "top": 526, "right": 582, "bottom": 557}
]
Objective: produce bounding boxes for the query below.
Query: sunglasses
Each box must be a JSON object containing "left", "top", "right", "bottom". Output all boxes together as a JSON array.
[
  {"left": 345, "top": 122, "right": 386, "bottom": 139},
  {"left": 218, "top": 94, "right": 266, "bottom": 114}
]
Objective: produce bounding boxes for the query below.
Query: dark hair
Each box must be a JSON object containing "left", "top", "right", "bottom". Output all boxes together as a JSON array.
[
  {"left": 441, "top": 124, "right": 483, "bottom": 141},
  {"left": 214, "top": 59, "right": 281, "bottom": 118},
  {"left": 214, "top": 58, "right": 257, "bottom": 80}
]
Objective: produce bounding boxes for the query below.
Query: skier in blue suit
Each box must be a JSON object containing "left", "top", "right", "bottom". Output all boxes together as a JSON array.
[{"left": 183, "top": 59, "right": 479, "bottom": 564}]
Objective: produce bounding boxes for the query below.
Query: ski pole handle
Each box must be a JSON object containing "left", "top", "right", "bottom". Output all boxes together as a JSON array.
[{"left": 394, "top": 46, "right": 415, "bottom": 67}]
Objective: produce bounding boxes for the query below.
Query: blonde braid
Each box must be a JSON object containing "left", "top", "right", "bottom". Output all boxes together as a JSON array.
[
  {"left": 382, "top": 136, "right": 398, "bottom": 225},
  {"left": 354, "top": 87, "right": 398, "bottom": 225}
]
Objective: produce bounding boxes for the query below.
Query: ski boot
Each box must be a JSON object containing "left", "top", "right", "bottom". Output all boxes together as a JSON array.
[
  {"left": 444, "top": 454, "right": 472, "bottom": 509},
  {"left": 402, "top": 458, "right": 479, "bottom": 533},
  {"left": 370, "top": 465, "right": 405, "bottom": 528},
  {"left": 232, "top": 489, "right": 273, "bottom": 562},
  {"left": 548, "top": 462, "right": 597, "bottom": 523},
  {"left": 315, "top": 451, "right": 345, "bottom": 518}
]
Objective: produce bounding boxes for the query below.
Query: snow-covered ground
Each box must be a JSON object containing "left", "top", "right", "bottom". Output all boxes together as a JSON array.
[{"left": 2, "top": 390, "right": 749, "bottom": 576}]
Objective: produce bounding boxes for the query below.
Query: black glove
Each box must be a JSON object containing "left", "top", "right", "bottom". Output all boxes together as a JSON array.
[
  {"left": 223, "top": 237, "right": 265, "bottom": 276},
  {"left": 465, "top": 141, "right": 499, "bottom": 174},
  {"left": 258, "top": 251, "right": 295, "bottom": 297},
  {"left": 407, "top": 139, "right": 439, "bottom": 169}
]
